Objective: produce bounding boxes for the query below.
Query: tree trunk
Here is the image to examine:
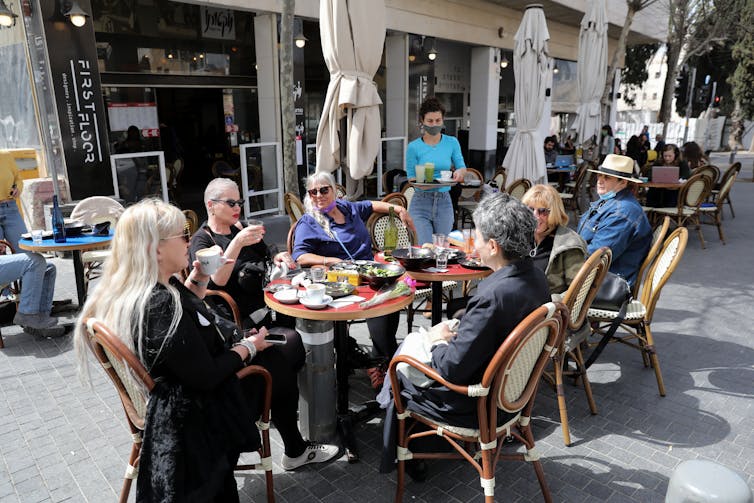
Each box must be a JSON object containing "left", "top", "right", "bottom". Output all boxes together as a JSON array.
[
  {"left": 658, "top": 43, "right": 681, "bottom": 135},
  {"left": 602, "top": 3, "right": 637, "bottom": 119},
  {"left": 279, "top": 0, "right": 298, "bottom": 195},
  {"left": 728, "top": 100, "right": 745, "bottom": 150}
]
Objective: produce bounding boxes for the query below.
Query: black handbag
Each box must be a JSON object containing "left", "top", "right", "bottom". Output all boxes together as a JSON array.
[
  {"left": 584, "top": 273, "right": 632, "bottom": 368},
  {"left": 592, "top": 272, "right": 631, "bottom": 310}
]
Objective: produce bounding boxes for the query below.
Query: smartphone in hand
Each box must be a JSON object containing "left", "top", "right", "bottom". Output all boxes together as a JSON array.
[{"left": 264, "top": 332, "right": 287, "bottom": 345}]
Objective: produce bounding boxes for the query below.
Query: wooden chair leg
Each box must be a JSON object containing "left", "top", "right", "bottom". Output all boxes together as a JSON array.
[
  {"left": 120, "top": 440, "right": 141, "bottom": 503},
  {"left": 573, "top": 346, "right": 597, "bottom": 415},
  {"left": 727, "top": 196, "right": 735, "bottom": 218},
  {"left": 480, "top": 448, "right": 495, "bottom": 503},
  {"left": 641, "top": 323, "right": 666, "bottom": 396},
  {"left": 0, "top": 327, "right": 4, "bottom": 349},
  {"left": 716, "top": 213, "right": 726, "bottom": 244},
  {"left": 394, "top": 420, "right": 407, "bottom": 503},
  {"left": 554, "top": 354, "right": 571, "bottom": 446}
]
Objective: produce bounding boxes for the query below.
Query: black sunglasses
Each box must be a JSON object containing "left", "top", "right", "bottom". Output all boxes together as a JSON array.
[
  {"left": 528, "top": 207, "right": 551, "bottom": 217},
  {"left": 162, "top": 227, "right": 191, "bottom": 243},
  {"left": 211, "top": 198, "right": 244, "bottom": 208},
  {"left": 307, "top": 186, "right": 331, "bottom": 197}
]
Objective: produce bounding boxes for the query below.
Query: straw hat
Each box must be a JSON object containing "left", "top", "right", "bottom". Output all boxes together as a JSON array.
[{"left": 587, "top": 154, "right": 643, "bottom": 184}]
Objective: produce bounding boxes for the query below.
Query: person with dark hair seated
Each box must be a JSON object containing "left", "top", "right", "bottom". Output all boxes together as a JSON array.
[{"left": 380, "top": 192, "right": 550, "bottom": 478}]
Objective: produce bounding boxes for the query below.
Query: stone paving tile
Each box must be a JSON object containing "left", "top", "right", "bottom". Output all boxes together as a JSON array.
[{"left": 2, "top": 178, "right": 754, "bottom": 501}]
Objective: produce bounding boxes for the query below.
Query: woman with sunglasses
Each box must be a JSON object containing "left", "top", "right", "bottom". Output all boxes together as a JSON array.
[
  {"left": 189, "top": 178, "right": 295, "bottom": 330},
  {"left": 293, "top": 171, "right": 414, "bottom": 387},
  {"left": 521, "top": 184, "right": 587, "bottom": 295}
]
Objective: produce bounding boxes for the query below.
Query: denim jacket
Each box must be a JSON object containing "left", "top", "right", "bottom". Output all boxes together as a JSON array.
[{"left": 577, "top": 188, "right": 652, "bottom": 286}]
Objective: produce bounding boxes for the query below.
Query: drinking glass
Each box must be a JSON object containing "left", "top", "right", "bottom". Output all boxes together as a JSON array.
[
  {"left": 31, "top": 229, "right": 43, "bottom": 245},
  {"left": 310, "top": 265, "right": 326, "bottom": 283},
  {"left": 415, "top": 163, "right": 426, "bottom": 183},
  {"left": 435, "top": 251, "right": 448, "bottom": 270},
  {"left": 424, "top": 162, "right": 435, "bottom": 182},
  {"left": 462, "top": 229, "right": 475, "bottom": 255},
  {"left": 432, "top": 233, "right": 448, "bottom": 252}
]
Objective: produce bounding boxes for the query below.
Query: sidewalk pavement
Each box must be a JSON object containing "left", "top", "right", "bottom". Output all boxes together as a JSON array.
[{"left": 1, "top": 171, "right": 753, "bottom": 502}]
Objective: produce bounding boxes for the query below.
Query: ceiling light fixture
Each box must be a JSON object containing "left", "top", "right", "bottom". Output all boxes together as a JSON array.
[
  {"left": 500, "top": 53, "right": 509, "bottom": 69},
  {"left": 61, "top": 0, "right": 89, "bottom": 27}
]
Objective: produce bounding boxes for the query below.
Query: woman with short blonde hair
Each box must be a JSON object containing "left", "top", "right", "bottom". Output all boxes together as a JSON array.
[{"left": 522, "top": 184, "right": 587, "bottom": 294}]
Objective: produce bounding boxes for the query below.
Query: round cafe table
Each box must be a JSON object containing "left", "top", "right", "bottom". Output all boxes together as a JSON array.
[
  {"left": 376, "top": 250, "right": 492, "bottom": 325},
  {"left": 265, "top": 280, "right": 414, "bottom": 463},
  {"left": 18, "top": 232, "right": 113, "bottom": 306}
]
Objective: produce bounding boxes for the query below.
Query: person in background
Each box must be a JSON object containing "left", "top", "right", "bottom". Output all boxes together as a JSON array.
[
  {"left": 681, "top": 141, "right": 709, "bottom": 171},
  {"left": 578, "top": 154, "right": 652, "bottom": 287},
  {"left": 640, "top": 125, "right": 651, "bottom": 145},
  {"left": 560, "top": 135, "right": 576, "bottom": 155},
  {"left": 0, "top": 150, "right": 28, "bottom": 252},
  {"left": 544, "top": 136, "right": 559, "bottom": 165},
  {"left": 646, "top": 144, "right": 690, "bottom": 208},
  {"left": 599, "top": 125, "right": 615, "bottom": 161},
  {"left": 625, "top": 135, "right": 648, "bottom": 175},
  {"left": 614, "top": 137, "right": 623, "bottom": 155},
  {"left": 293, "top": 171, "right": 415, "bottom": 387},
  {"left": 522, "top": 185, "right": 587, "bottom": 295},
  {"left": 654, "top": 134, "right": 666, "bottom": 154},
  {"left": 405, "top": 97, "right": 467, "bottom": 245},
  {"left": 74, "top": 200, "right": 338, "bottom": 502}
]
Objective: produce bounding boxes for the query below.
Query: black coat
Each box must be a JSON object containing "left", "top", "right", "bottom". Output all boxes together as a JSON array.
[{"left": 136, "top": 278, "right": 260, "bottom": 503}]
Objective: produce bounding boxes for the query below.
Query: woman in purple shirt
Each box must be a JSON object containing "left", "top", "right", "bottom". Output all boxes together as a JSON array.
[{"left": 293, "top": 172, "right": 414, "bottom": 386}]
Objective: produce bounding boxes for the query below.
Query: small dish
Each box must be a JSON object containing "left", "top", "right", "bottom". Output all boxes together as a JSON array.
[
  {"left": 273, "top": 289, "right": 300, "bottom": 304},
  {"left": 459, "top": 258, "right": 490, "bottom": 270},
  {"left": 266, "top": 283, "right": 294, "bottom": 293},
  {"left": 300, "top": 294, "right": 333, "bottom": 310}
]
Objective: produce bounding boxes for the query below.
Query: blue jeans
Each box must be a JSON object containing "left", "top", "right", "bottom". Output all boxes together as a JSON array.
[
  {"left": 409, "top": 190, "right": 454, "bottom": 245},
  {"left": 0, "top": 201, "right": 28, "bottom": 252},
  {"left": 0, "top": 253, "right": 56, "bottom": 315}
]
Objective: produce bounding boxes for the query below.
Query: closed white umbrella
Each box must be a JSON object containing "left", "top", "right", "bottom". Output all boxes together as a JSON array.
[
  {"left": 503, "top": 4, "right": 551, "bottom": 188},
  {"left": 573, "top": 0, "right": 608, "bottom": 145},
  {"left": 315, "top": 0, "right": 385, "bottom": 183}
]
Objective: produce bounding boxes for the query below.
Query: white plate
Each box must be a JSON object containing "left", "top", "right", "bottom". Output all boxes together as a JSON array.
[
  {"left": 300, "top": 295, "right": 334, "bottom": 310},
  {"left": 273, "top": 289, "right": 300, "bottom": 304}
]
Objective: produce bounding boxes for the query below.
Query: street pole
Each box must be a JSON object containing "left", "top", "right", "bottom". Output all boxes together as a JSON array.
[
  {"left": 708, "top": 81, "right": 717, "bottom": 109},
  {"left": 682, "top": 67, "right": 697, "bottom": 144}
]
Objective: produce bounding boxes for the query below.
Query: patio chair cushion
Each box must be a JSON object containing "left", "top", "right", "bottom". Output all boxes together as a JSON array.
[{"left": 588, "top": 299, "right": 646, "bottom": 320}]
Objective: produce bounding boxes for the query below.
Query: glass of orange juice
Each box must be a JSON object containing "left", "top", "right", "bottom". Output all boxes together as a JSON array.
[{"left": 462, "top": 229, "right": 475, "bottom": 255}]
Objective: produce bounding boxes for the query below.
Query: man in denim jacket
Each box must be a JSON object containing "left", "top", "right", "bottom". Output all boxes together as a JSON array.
[{"left": 578, "top": 154, "right": 652, "bottom": 286}]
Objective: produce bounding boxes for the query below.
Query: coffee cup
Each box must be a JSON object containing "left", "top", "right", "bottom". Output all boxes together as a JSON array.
[
  {"left": 440, "top": 170, "right": 452, "bottom": 181},
  {"left": 196, "top": 248, "right": 227, "bottom": 275},
  {"left": 305, "top": 283, "right": 326, "bottom": 304}
]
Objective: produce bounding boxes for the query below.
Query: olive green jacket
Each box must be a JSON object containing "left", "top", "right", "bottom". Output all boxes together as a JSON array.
[{"left": 546, "top": 225, "right": 587, "bottom": 295}]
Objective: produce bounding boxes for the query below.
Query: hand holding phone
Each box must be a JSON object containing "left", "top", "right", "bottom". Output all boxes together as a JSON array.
[{"left": 264, "top": 332, "right": 287, "bottom": 345}]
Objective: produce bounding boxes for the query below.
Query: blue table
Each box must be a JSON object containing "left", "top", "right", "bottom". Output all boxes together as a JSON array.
[{"left": 18, "top": 232, "right": 113, "bottom": 305}]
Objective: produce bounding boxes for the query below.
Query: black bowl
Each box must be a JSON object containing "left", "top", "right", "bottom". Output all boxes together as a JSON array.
[
  {"left": 392, "top": 247, "right": 435, "bottom": 271},
  {"left": 358, "top": 263, "right": 406, "bottom": 290}
]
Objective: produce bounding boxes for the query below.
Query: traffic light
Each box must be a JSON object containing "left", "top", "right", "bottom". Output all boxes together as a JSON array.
[
  {"left": 695, "top": 84, "right": 711, "bottom": 110},
  {"left": 674, "top": 68, "right": 689, "bottom": 116},
  {"left": 712, "top": 95, "right": 721, "bottom": 108}
]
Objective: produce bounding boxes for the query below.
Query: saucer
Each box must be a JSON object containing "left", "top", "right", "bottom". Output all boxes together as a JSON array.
[
  {"left": 300, "top": 294, "right": 333, "bottom": 310},
  {"left": 273, "top": 289, "right": 300, "bottom": 304}
]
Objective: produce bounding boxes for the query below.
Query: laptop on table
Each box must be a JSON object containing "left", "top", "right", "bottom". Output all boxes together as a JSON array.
[{"left": 651, "top": 166, "right": 680, "bottom": 183}]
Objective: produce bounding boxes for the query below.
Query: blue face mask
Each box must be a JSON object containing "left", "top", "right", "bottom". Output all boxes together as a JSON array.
[{"left": 599, "top": 191, "right": 617, "bottom": 201}]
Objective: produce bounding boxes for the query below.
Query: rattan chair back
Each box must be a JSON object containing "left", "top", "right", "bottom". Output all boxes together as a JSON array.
[
  {"left": 492, "top": 169, "right": 506, "bottom": 189},
  {"left": 691, "top": 165, "right": 720, "bottom": 185},
  {"left": 679, "top": 173, "right": 711, "bottom": 209},
  {"left": 70, "top": 196, "right": 124, "bottom": 226},
  {"left": 284, "top": 192, "right": 305, "bottom": 224},
  {"left": 633, "top": 216, "right": 670, "bottom": 298},
  {"left": 562, "top": 247, "right": 611, "bottom": 330},
  {"left": 182, "top": 209, "right": 199, "bottom": 235},
  {"left": 367, "top": 212, "right": 416, "bottom": 253},
  {"left": 507, "top": 178, "right": 532, "bottom": 200},
  {"left": 401, "top": 184, "right": 415, "bottom": 209},
  {"left": 287, "top": 220, "right": 299, "bottom": 256},
  {"left": 380, "top": 192, "right": 408, "bottom": 208},
  {"left": 639, "top": 227, "right": 688, "bottom": 323}
]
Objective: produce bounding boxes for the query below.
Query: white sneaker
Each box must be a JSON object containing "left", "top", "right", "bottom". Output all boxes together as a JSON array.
[{"left": 281, "top": 442, "right": 339, "bottom": 470}]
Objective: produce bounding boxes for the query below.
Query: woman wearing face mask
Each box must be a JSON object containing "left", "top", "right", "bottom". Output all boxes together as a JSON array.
[
  {"left": 578, "top": 154, "right": 652, "bottom": 287},
  {"left": 599, "top": 125, "right": 615, "bottom": 161},
  {"left": 405, "top": 97, "right": 467, "bottom": 245}
]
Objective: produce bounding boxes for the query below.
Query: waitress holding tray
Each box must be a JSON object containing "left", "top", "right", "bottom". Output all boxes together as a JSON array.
[{"left": 405, "top": 96, "right": 467, "bottom": 245}]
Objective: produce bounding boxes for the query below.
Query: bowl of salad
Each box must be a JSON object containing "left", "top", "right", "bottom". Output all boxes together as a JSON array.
[{"left": 358, "top": 262, "right": 406, "bottom": 290}]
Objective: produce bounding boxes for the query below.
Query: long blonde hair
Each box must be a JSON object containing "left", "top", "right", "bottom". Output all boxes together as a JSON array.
[
  {"left": 75, "top": 199, "right": 186, "bottom": 383},
  {"left": 303, "top": 172, "right": 337, "bottom": 239}
]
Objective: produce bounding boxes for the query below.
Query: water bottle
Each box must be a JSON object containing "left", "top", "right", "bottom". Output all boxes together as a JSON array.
[
  {"left": 51, "top": 195, "right": 66, "bottom": 243},
  {"left": 383, "top": 207, "right": 398, "bottom": 257}
]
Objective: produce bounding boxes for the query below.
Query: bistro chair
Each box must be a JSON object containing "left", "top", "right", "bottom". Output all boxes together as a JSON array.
[
  {"left": 335, "top": 184, "right": 347, "bottom": 199},
  {"left": 383, "top": 168, "right": 408, "bottom": 194},
  {"left": 211, "top": 160, "right": 242, "bottom": 185},
  {"left": 380, "top": 192, "right": 408, "bottom": 208},
  {"left": 587, "top": 227, "right": 689, "bottom": 396},
  {"left": 547, "top": 247, "right": 611, "bottom": 446},
  {"left": 634, "top": 217, "right": 671, "bottom": 299},
  {"left": 83, "top": 318, "right": 275, "bottom": 503},
  {"left": 182, "top": 209, "right": 199, "bottom": 235},
  {"left": 70, "top": 196, "right": 125, "bottom": 296},
  {"left": 366, "top": 214, "right": 456, "bottom": 332},
  {"left": 709, "top": 162, "right": 740, "bottom": 218},
  {"left": 691, "top": 164, "right": 720, "bottom": 186},
  {"left": 506, "top": 178, "right": 532, "bottom": 200},
  {"left": 0, "top": 239, "right": 21, "bottom": 349},
  {"left": 491, "top": 168, "right": 506, "bottom": 190},
  {"left": 284, "top": 192, "right": 305, "bottom": 224},
  {"left": 389, "top": 302, "right": 568, "bottom": 503},
  {"left": 400, "top": 184, "right": 416, "bottom": 210},
  {"left": 456, "top": 168, "right": 484, "bottom": 228},
  {"left": 648, "top": 173, "right": 710, "bottom": 248},
  {"left": 699, "top": 167, "right": 738, "bottom": 244}
]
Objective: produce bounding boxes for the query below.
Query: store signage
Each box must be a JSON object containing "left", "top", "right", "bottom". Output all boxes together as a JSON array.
[
  {"left": 41, "top": 0, "right": 112, "bottom": 199},
  {"left": 201, "top": 7, "right": 235, "bottom": 40}
]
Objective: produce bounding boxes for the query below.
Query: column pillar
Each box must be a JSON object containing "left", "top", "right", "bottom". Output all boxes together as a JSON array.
[{"left": 468, "top": 47, "right": 500, "bottom": 179}]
